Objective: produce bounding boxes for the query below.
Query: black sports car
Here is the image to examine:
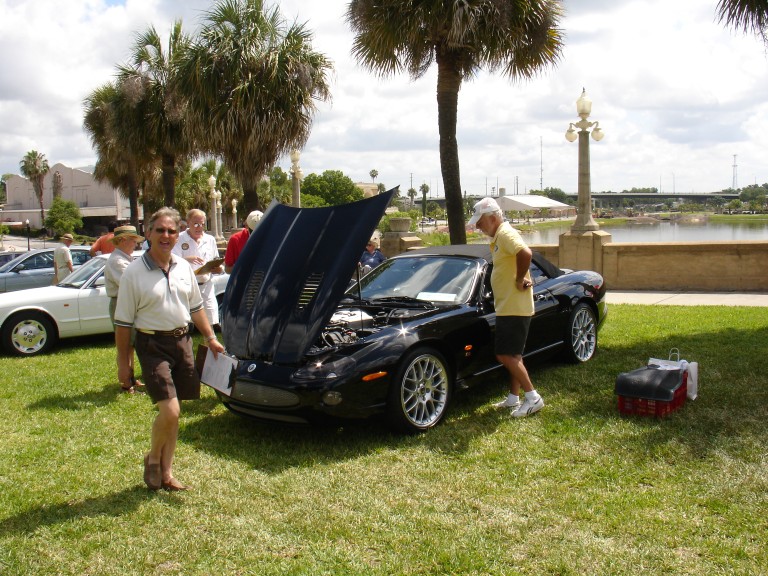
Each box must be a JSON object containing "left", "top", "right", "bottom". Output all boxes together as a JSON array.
[{"left": 218, "top": 191, "right": 607, "bottom": 433}]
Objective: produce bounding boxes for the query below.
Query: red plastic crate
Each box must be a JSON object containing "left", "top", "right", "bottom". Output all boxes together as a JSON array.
[{"left": 617, "top": 373, "right": 687, "bottom": 417}]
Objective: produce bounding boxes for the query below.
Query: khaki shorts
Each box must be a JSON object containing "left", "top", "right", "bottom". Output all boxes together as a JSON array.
[
  {"left": 134, "top": 332, "right": 200, "bottom": 402},
  {"left": 495, "top": 315, "right": 531, "bottom": 356}
]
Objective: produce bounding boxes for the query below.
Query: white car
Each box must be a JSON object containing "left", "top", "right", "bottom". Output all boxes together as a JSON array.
[{"left": 0, "top": 254, "right": 229, "bottom": 356}]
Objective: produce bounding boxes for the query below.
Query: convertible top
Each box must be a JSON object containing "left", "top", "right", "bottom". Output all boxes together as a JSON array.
[{"left": 403, "top": 244, "right": 564, "bottom": 278}]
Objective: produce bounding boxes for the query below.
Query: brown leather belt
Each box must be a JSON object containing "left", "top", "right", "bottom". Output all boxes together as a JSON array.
[{"left": 137, "top": 326, "right": 189, "bottom": 337}]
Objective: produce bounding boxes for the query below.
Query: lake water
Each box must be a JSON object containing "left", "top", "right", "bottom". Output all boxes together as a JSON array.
[{"left": 518, "top": 220, "right": 768, "bottom": 244}]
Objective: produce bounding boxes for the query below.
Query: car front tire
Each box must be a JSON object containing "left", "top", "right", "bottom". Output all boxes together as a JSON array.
[
  {"left": 2, "top": 312, "right": 57, "bottom": 356},
  {"left": 564, "top": 302, "right": 597, "bottom": 363},
  {"left": 386, "top": 348, "right": 451, "bottom": 433}
]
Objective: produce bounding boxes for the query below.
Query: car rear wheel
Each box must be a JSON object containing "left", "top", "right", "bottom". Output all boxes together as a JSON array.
[
  {"left": 387, "top": 348, "right": 451, "bottom": 433},
  {"left": 564, "top": 302, "right": 597, "bottom": 363},
  {"left": 2, "top": 312, "right": 57, "bottom": 356}
]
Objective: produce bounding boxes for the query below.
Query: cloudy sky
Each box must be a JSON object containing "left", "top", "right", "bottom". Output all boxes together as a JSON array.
[{"left": 1, "top": 0, "right": 766, "bottom": 199}]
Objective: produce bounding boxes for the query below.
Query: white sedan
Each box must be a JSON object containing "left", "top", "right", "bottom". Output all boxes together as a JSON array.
[{"left": 0, "top": 254, "right": 229, "bottom": 356}]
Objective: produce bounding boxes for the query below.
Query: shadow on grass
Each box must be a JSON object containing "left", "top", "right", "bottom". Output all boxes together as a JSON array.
[
  {"left": 26, "top": 383, "right": 134, "bottom": 411},
  {"left": 180, "top": 315, "right": 768, "bottom": 472},
  {"left": 180, "top": 370, "right": 513, "bottom": 473},
  {"left": 0, "top": 485, "right": 180, "bottom": 537}
]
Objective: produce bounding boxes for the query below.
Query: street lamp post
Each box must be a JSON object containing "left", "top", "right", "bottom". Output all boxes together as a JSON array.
[
  {"left": 25, "top": 219, "right": 30, "bottom": 250},
  {"left": 290, "top": 149, "right": 303, "bottom": 208},
  {"left": 565, "top": 88, "right": 604, "bottom": 232}
]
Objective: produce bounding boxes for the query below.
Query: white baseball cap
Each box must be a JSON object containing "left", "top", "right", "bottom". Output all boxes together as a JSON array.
[
  {"left": 245, "top": 210, "right": 264, "bottom": 230},
  {"left": 467, "top": 197, "right": 501, "bottom": 227}
]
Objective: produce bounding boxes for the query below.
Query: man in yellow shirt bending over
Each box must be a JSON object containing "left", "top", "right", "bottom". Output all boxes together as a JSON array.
[{"left": 468, "top": 197, "right": 544, "bottom": 417}]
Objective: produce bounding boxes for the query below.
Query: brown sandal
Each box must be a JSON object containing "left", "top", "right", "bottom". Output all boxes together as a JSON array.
[
  {"left": 143, "top": 455, "right": 161, "bottom": 490},
  {"left": 162, "top": 477, "right": 190, "bottom": 491},
  {"left": 121, "top": 383, "right": 135, "bottom": 394}
]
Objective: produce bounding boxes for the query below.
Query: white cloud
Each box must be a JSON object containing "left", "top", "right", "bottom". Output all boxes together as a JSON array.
[{"left": 1, "top": 0, "right": 766, "bottom": 196}]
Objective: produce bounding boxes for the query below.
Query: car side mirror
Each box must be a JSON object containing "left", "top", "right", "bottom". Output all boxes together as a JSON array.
[
  {"left": 93, "top": 276, "right": 106, "bottom": 287},
  {"left": 13, "top": 264, "right": 26, "bottom": 273}
]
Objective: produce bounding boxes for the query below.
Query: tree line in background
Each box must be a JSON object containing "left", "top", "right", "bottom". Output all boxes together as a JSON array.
[{"left": 81, "top": 0, "right": 332, "bottom": 228}]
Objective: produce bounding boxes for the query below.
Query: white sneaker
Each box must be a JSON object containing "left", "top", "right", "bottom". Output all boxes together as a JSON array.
[
  {"left": 494, "top": 396, "right": 520, "bottom": 409},
  {"left": 511, "top": 397, "right": 544, "bottom": 418}
]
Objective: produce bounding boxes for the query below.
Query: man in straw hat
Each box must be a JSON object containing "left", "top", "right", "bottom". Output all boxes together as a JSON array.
[
  {"left": 53, "top": 233, "right": 75, "bottom": 284},
  {"left": 105, "top": 224, "right": 145, "bottom": 393},
  {"left": 468, "top": 197, "right": 544, "bottom": 418}
]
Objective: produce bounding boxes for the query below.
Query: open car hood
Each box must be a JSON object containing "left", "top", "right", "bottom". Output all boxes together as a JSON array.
[{"left": 221, "top": 189, "right": 395, "bottom": 363}]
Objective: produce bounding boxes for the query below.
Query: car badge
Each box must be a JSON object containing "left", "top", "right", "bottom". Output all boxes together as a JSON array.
[{"left": 247, "top": 363, "right": 256, "bottom": 372}]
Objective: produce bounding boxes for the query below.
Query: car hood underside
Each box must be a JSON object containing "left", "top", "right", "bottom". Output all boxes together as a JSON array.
[{"left": 221, "top": 189, "right": 395, "bottom": 364}]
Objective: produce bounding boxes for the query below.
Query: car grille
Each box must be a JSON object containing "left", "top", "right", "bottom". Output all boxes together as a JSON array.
[{"left": 232, "top": 381, "right": 300, "bottom": 407}]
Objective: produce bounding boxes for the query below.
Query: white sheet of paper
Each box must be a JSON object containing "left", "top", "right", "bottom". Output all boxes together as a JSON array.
[{"left": 200, "top": 347, "right": 238, "bottom": 396}]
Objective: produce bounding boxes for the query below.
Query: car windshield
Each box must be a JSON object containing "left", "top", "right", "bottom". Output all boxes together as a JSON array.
[
  {"left": 0, "top": 253, "right": 27, "bottom": 272},
  {"left": 57, "top": 257, "right": 105, "bottom": 289},
  {"left": 351, "top": 256, "right": 479, "bottom": 304}
]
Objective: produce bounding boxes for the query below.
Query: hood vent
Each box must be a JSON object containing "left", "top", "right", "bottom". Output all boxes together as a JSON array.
[
  {"left": 245, "top": 271, "right": 265, "bottom": 311},
  {"left": 297, "top": 272, "right": 323, "bottom": 310}
]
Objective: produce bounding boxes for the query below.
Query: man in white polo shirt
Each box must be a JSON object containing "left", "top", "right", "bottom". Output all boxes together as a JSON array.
[
  {"left": 115, "top": 207, "right": 224, "bottom": 491},
  {"left": 172, "top": 208, "right": 223, "bottom": 328}
]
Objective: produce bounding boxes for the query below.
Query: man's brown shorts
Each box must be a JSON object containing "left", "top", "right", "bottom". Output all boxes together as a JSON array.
[
  {"left": 495, "top": 315, "right": 532, "bottom": 356},
  {"left": 135, "top": 332, "right": 201, "bottom": 402}
]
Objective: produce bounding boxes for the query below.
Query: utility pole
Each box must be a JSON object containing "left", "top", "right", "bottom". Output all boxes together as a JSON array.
[{"left": 540, "top": 136, "right": 543, "bottom": 190}]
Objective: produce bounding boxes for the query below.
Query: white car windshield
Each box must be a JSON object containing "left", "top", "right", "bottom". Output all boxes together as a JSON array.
[
  {"left": 57, "top": 257, "right": 105, "bottom": 289},
  {"left": 353, "top": 256, "right": 479, "bottom": 304}
]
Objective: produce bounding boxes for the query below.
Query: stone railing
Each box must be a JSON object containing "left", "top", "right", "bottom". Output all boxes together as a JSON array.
[{"left": 531, "top": 240, "right": 768, "bottom": 292}]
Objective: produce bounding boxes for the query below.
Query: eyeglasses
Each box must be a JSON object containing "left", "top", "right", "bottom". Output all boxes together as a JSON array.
[
  {"left": 153, "top": 227, "right": 178, "bottom": 235},
  {"left": 190, "top": 222, "right": 205, "bottom": 228}
]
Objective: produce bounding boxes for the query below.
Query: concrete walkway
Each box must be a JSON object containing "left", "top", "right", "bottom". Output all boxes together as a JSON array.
[{"left": 607, "top": 291, "right": 768, "bottom": 307}]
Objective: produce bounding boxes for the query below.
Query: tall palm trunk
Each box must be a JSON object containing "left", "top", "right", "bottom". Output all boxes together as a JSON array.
[
  {"left": 34, "top": 178, "right": 45, "bottom": 226},
  {"left": 162, "top": 153, "right": 175, "bottom": 208},
  {"left": 243, "top": 186, "right": 263, "bottom": 212},
  {"left": 128, "top": 173, "right": 141, "bottom": 230},
  {"left": 436, "top": 51, "right": 466, "bottom": 245}
]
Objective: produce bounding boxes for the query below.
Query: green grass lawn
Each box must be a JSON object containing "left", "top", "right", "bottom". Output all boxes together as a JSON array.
[{"left": 1, "top": 305, "right": 766, "bottom": 575}]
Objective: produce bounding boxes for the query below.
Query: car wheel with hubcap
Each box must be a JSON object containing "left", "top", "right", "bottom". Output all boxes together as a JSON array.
[
  {"left": 387, "top": 348, "right": 451, "bottom": 433},
  {"left": 564, "top": 302, "right": 597, "bottom": 363},
  {"left": 2, "top": 312, "right": 57, "bottom": 356}
]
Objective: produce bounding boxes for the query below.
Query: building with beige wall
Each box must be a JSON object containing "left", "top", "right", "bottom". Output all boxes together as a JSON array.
[{"left": 2, "top": 163, "right": 138, "bottom": 230}]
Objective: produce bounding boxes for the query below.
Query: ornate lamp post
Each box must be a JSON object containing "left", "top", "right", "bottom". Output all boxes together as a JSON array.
[
  {"left": 565, "top": 89, "right": 604, "bottom": 232},
  {"left": 290, "top": 149, "right": 303, "bottom": 208},
  {"left": 214, "top": 190, "right": 224, "bottom": 241},
  {"left": 208, "top": 175, "right": 220, "bottom": 239},
  {"left": 25, "top": 219, "right": 30, "bottom": 250}
]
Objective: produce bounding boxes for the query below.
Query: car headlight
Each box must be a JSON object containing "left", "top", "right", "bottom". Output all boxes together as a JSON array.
[{"left": 292, "top": 356, "right": 357, "bottom": 382}]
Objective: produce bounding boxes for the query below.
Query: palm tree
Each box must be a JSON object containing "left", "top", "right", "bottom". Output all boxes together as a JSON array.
[
  {"left": 717, "top": 0, "right": 768, "bottom": 44},
  {"left": 178, "top": 0, "right": 333, "bottom": 212},
  {"left": 419, "top": 182, "right": 430, "bottom": 217},
  {"left": 347, "top": 0, "right": 563, "bottom": 244},
  {"left": 83, "top": 82, "right": 146, "bottom": 228},
  {"left": 370, "top": 169, "right": 378, "bottom": 182},
  {"left": 407, "top": 187, "right": 417, "bottom": 209},
  {"left": 117, "top": 21, "right": 193, "bottom": 208},
  {"left": 19, "top": 150, "right": 50, "bottom": 225}
]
